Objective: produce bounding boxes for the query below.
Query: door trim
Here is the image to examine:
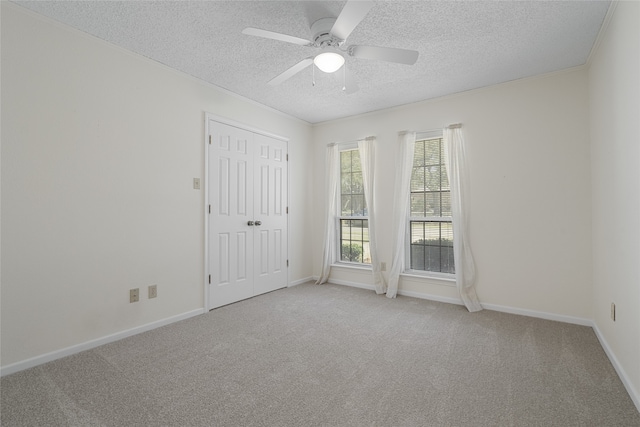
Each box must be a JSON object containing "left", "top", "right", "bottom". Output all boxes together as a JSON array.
[{"left": 204, "top": 113, "right": 289, "bottom": 311}]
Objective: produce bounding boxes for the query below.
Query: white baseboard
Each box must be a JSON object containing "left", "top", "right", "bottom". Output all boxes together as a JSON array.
[
  {"left": 289, "top": 276, "right": 315, "bottom": 287},
  {"left": 592, "top": 322, "right": 640, "bottom": 413},
  {"left": 328, "top": 278, "right": 376, "bottom": 291},
  {"left": 327, "top": 279, "right": 465, "bottom": 305},
  {"left": 480, "top": 302, "right": 593, "bottom": 326},
  {"left": 397, "top": 288, "right": 465, "bottom": 306},
  {"left": 328, "top": 279, "right": 592, "bottom": 326},
  {"left": 0, "top": 308, "right": 205, "bottom": 377}
]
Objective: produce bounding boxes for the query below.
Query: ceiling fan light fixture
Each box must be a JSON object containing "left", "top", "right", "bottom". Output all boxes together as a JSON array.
[{"left": 313, "top": 52, "right": 345, "bottom": 73}]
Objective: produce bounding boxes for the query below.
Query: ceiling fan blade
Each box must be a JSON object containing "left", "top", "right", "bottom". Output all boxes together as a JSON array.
[
  {"left": 349, "top": 45, "right": 419, "bottom": 65},
  {"left": 242, "top": 27, "right": 312, "bottom": 46},
  {"left": 268, "top": 58, "right": 314, "bottom": 86},
  {"left": 330, "top": 1, "right": 374, "bottom": 41}
]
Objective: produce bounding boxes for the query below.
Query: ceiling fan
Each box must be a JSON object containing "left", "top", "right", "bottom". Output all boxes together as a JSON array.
[{"left": 242, "top": 1, "right": 419, "bottom": 92}]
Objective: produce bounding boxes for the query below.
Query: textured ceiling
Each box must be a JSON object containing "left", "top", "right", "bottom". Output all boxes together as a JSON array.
[{"left": 13, "top": 1, "right": 610, "bottom": 124}]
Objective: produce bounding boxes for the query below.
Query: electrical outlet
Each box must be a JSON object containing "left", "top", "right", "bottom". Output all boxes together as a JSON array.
[
  {"left": 380, "top": 262, "right": 386, "bottom": 271},
  {"left": 130, "top": 288, "right": 139, "bottom": 303},
  {"left": 611, "top": 302, "right": 616, "bottom": 321},
  {"left": 148, "top": 284, "right": 157, "bottom": 299}
]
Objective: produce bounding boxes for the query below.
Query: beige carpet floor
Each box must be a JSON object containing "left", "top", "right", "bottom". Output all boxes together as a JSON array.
[{"left": 2, "top": 282, "right": 639, "bottom": 426}]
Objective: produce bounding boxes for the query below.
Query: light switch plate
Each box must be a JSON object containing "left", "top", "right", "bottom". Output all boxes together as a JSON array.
[
  {"left": 611, "top": 302, "right": 616, "bottom": 321},
  {"left": 193, "top": 178, "right": 200, "bottom": 190}
]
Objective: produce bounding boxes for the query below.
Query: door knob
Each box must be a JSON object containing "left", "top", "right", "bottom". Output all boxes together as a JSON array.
[
  {"left": 254, "top": 221, "right": 262, "bottom": 226},
  {"left": 247, "top": 221, "right": 255, "bottom": 226}
]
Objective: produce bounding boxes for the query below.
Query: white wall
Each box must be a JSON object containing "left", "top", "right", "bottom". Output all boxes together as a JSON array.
[
  {"left": 1, "top": 3, "right": 313, "bottom": 368},
  {"left": 312, "top": 68, "right": 593, "bottom": 321},
  {"left": 588, "top": 0, "right": 640, "bottom": 407}
]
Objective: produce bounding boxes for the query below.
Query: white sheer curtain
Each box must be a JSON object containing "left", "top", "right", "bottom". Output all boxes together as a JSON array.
[
  {"left": 358, "top": 137, "right": 386, "bottom": 294},
  {"left": 443, "top": 126, "right": 483, "bottom": 312},
  {"left": 387, "top": 131, "right": 416, "bottom": 298},
  {"left": 316, "top": 143, "right": 339, "bottom": 285}
]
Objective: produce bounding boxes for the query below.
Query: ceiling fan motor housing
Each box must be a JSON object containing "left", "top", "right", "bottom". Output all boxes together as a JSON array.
[{"left": 311, "top": 17, "right": 342, "bottom": 48}]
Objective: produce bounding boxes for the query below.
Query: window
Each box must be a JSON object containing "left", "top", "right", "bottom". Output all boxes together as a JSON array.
[
  {"left": 409, "top": 137, "right": 454, "bottom": 274},
  {"left": 339, "top": 148, "right": 370, "bottom": 264}
]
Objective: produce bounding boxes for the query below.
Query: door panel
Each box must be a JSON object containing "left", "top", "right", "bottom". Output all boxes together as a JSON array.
[
  {"left": 253, "top": 134, "right": 288, "bottom": 296},
  {"left": 208, "top": 120, "right": 288, "bottom": 309},
  {"left": 258, "top": 230, "right": 269, "bottom": 275},
  {"left": 209, "top": 121, "right": 254, "bottom": 308}
]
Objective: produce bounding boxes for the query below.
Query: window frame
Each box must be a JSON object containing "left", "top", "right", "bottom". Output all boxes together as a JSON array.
[
  {"left": 334, "top": 142, "right": 372, "bottom": 268},
  {"left": 404, "top": 132, "right": 456, "bottom": 280}
]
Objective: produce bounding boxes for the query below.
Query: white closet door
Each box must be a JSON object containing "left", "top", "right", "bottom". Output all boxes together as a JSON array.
[
  {"left": 208, "top": 120, "right": 288, "bottom": 309},
  {"left": 253, "top": 134, "right": 288, "bottom": 296},
  {"left": 209, "top": 122, "right": 255, "bottom": 309}
]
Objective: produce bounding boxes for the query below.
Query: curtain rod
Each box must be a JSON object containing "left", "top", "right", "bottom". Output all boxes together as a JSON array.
[
  {"left": 327, "top": 136, "right": 375, "bottom": 147},
  {"left": 447, "top": 123, "right": 462, "bottom": 129}
]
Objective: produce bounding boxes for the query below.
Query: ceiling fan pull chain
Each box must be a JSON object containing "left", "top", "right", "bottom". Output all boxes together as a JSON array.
[
  {"left": 312, "top": 63, "right": 316, "bottom": 86},
  {"left": 342, "top": 62, "right": 347, "bottom": 91}
]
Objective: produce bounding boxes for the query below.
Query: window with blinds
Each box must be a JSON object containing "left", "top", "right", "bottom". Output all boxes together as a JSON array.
[
  {"left": 339, "top": 149, "right": 370, "bottom": 264},
  {"left": 409, "top": 137, "right": 454, "bottom": 274}
]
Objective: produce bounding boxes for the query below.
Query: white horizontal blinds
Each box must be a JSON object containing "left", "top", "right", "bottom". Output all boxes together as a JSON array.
[
  {"left": 341, "top": 149, "right": 365, "bottom": 216},
  {"left": 340, "top": 149, "right": 370, "bottom": 264},
  {"left": 409, "top": 137, "right": 455, "bottom": 274},
  {"left": 411, "top": 137, "right": 451, "bottom": 218}
]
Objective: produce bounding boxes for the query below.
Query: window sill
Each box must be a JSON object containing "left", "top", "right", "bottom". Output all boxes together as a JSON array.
[
  {"left": 401, "top": 271, "right": 456, "bottom": 287},
  {"left": 331, "top": 262, "right": 372, "bottom": 272}
]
